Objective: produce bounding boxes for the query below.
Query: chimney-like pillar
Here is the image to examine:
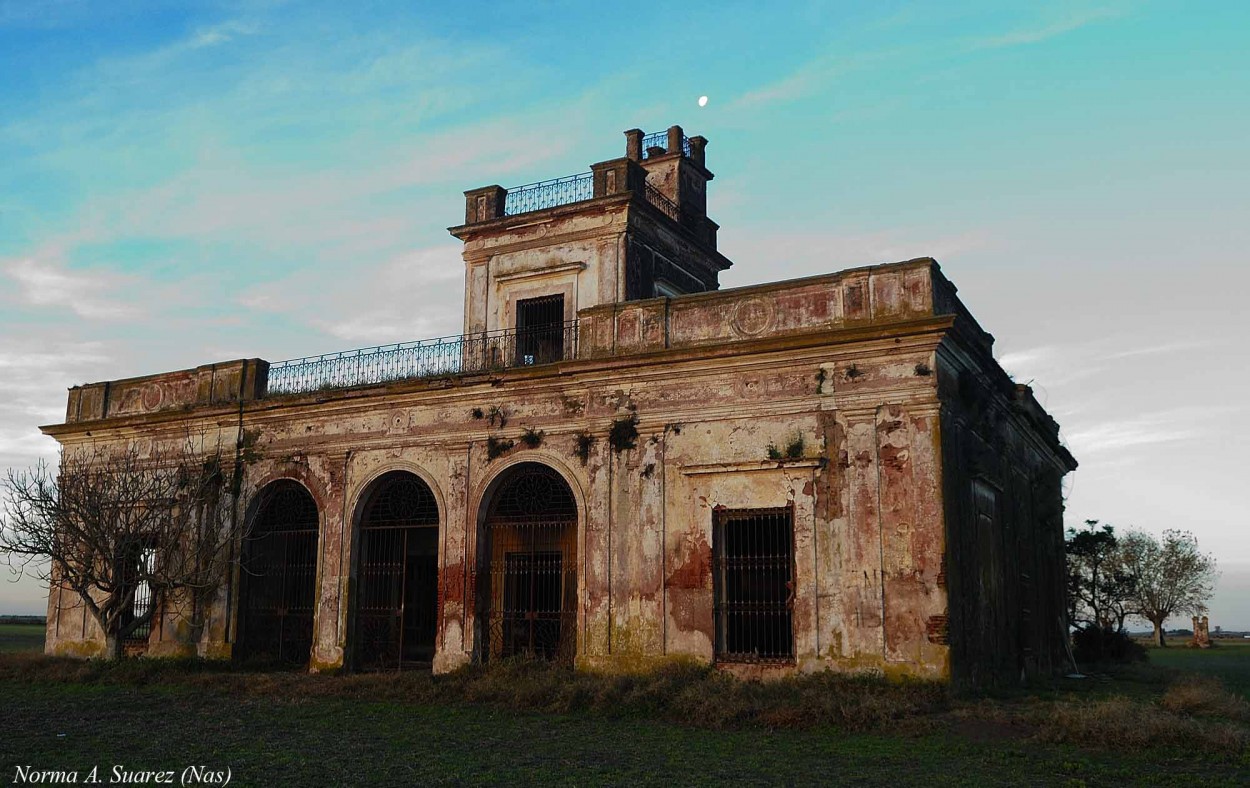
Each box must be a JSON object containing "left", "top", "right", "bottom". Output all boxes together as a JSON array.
[
  {"left": 666, "top": 125, "right": 684, "bottom": 155},
  {"left": 625, "top": 128, "right": 643, "bottom": 161},
  {"left": 688, "top": 135, "right": 707, "bottom": 167},
  {"left": 463, "top": 185, "right": 507, "bottom": 224},
  {"left": 591, "top": 158, "right": 648, "bottom": 198}
]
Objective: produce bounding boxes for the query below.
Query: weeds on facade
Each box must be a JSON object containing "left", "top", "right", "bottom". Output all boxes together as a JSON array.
[
  {"left": 814, "top": 368, "right": 827, "bottom": 393},
  {"left": 609, "top": 414, "right": 639, "bottom": 451},
  {"left": 520, "top": 427, "right": 544, "bottom": 448},
  {"left": 573, "top": 432, "right": 595, "bottom": 464},
  {"left": 914, "top": 362, "right": 932, "bottom": 377},
  {"left": 767, "top": 433, "right": 806, "bottom": 461},
  {"left": 486, "top": 436, "right": 514, "bottom": 460},
  {"left": 487, "top": 405, "right": 508, "bottom": 428},
  {"left": 844, "top": 364, "right": 862, "bottom": 381},
  {"left": 471, "top": 407, "right": 485, "bottom": 420}
]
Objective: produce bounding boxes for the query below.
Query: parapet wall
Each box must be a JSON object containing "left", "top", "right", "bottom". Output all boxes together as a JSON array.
[
  {"left": 577, "top": 257, "right": 980, "bottom": 357},
  {"left": 64, "top": 359, "right": 269, "bottom": 424}
]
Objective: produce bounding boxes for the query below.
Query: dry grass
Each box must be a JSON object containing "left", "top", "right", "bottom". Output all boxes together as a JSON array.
[
  {"left": 4, "top": 651, "right": 1248, "bottom": 760},
  {"left": 0, "top": 653, "right": 949, "bottom": 733},
  {"left": 1161, "top": 675, "right": 1250, "bottom": 722},
  {"left": 1032, "top": 695, "right": 1249, "bottom": 756}
]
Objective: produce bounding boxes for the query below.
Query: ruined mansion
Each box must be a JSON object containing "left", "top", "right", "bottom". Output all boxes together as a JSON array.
[{"left": 42, "top": 126, "right": 1077, "bottom": 686}]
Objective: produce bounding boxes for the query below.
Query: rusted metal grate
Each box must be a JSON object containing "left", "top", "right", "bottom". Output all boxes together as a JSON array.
[
  {"left": 713, "top": 505, "right": 795, "bottom": 663},
  {"left": 120, "top": 542, "right": 156, "bottom": 652},
  {"left": 237, "top": 481, "right": 320, "bottom": 665},
  {"left": 354, "top": 472, "right": 441, "bottom": 671},
  {"left": 481, "top": 464, "right": 577, "bottom": 665}
]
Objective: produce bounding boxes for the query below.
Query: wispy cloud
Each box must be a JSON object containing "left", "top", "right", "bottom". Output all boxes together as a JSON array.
[
  {"left": 0, "top": 341, "right": 113, "bottom": 469},
  {"left": 3, "top": 255, "right": 140, "bottom": 320},
  {"left": 971, "top": 7, "right": 1124, "bottom": 49},
  {"left": 1064, "top": 411, "right": 1201, "bottom": 455},
  {"left": 187, "top": 20, "right": 257, "bottom": 49}
]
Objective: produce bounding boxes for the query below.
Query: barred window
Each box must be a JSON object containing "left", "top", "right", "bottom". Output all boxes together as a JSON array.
[{"left": 713, "top": 506, "right": 795, "bottom": 662}]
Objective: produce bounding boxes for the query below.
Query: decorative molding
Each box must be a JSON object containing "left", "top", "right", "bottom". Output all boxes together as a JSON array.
[
  {"left": 493, "top": 261, "right": 587, "bottom": 284},
  {"left": 681, "top": 459, "right": 824, "bottom": 476}
]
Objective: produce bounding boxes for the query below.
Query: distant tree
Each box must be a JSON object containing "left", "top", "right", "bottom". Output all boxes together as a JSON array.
[
  {"left": 1065, "top": 519, "right": 1135, "bottom": 632},
  {"left": 1118, "top": 529, "right": 1217, "bottom": 648},
  {"left": 0, "top": 437, "right": 244, "bottom": 660}
]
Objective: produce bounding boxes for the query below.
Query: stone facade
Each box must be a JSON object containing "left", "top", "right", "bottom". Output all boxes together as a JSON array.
[{"left": 41, "top": 126, "right": 1076, "bottom": 686}]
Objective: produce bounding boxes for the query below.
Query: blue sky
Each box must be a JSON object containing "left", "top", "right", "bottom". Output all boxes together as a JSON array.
[{"left": 1, "top": 0, "right": 1247, "bottom": 627}]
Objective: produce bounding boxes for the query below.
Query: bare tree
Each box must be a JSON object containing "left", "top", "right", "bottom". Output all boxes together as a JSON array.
[
  {"left": 0, "top": 436, "right": 244, "bottom": 660},
  {"left": 1119, "top": 529, "right": 1217, "bottom": 648}
]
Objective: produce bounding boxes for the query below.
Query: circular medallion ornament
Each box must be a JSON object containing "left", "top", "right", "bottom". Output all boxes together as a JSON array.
[
  {"left": 730, "top": 297, "right": 775, "bottom": 337},
  {"left": 141, "top": 385, "right": 164, "bottom": 411}
]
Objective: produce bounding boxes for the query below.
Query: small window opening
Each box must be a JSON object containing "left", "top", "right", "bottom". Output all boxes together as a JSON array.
[{"left": 515, "top": 294, "right": 565, "bottom": 366}]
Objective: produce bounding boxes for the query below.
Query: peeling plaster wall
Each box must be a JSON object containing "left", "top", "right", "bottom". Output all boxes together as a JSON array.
[{"left": 42, "top": 259, "right": 1073, "bottom": 685}]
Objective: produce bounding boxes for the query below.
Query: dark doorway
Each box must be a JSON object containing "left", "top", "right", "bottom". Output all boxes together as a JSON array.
[
  {"left": 712, "top": 505, "right": 795, "bottom": 663},
  {"left": 515, "top": 294, "right": 565, "bottom": 365},
  {"left": 480, "top": 463, "right": 577, "bottom": 664},
  {"left": 237, "top": 481, "right": 320, "bottom": 665},
  {"left": 353, "top": 471, "right": 440, "bottom": 670}
]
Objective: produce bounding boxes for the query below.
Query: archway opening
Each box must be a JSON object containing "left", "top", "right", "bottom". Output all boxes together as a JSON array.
[
  {"left": 479, "top": 462, "right": 577, "bottom": 665},
  {"left": 237, "top": 480, "right": 320, "bottom": 665},
  {"left": 353, "top": 471, "right": 440, "bottom": 670}
]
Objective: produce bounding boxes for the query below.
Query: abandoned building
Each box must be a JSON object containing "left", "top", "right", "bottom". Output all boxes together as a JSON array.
[{"left": 41, "top": 125, "right": 1077, "bottom": 686}]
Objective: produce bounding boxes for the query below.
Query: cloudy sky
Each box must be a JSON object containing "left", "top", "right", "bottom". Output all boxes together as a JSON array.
[{"left": 1, "top": 1, "right": 1247, "bottom": 627}]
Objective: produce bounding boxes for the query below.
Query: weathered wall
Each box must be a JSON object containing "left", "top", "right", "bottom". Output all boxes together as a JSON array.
[
  {"left": 936, "top": 328, "right": 1075, "bottom": 688},
  {"left": 42, "top": 258, "right": 1072, "bottom": 685}
]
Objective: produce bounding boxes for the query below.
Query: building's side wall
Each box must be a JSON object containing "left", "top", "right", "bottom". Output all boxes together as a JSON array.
[{"left": 936, "top": 338, "right": 1072, "bottom": 688}]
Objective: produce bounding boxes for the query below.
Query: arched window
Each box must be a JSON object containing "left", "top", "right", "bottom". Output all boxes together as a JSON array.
[
  {"left": 353, "top": 471, "right": 440, "bottom": 670},
  {"left": 236, "top": 480, "right": 319, "bottom": 665},
  {"left": 479, "top": 463, "right": 577, "bottom": 664}
]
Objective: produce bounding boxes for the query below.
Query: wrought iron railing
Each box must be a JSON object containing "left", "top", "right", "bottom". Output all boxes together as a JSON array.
[
  {"left": 641, "top": 131, "right": 692, "bottom": 158},
  {"left": 267, "top": 321, "right": 580, "bottom": 395},
  {"left": 644, "top": 183, "right": 680, "bottom": 221},
  {"left": 503, "top": 172, "right": 594, "bottom": 216}
]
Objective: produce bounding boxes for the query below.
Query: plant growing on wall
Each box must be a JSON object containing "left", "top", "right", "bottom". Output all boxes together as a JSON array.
[
  {"left": 486, "top": 405, "right": 508, "bottom": 429},
  {"left": 520, "top": 427, "right": 544, "bottom": 448},
  {"left": 486, "top": 436, "right": 515, "bottom": 460},
  {"left": 767, "top": 433, "right": 805, "bottom": 461},
  {"left": 608, "top": 414, "right": 639, "bottom": 452},
  {"left": 573, "top": 431, "right": 595, "bottom": 464},
  {"left": 0, "top": 436, "right": 247, "bottom": 660}
]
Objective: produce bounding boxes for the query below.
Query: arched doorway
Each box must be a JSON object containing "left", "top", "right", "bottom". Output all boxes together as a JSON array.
[
  {"left": 353, "top": 471, "right": 440, "bottom": 670},
  {"left": 478, "top": 462, "right": 578, "bottom": 665},
  {"left": 237, "top": 480, "right": 320, "bottom": 665}
]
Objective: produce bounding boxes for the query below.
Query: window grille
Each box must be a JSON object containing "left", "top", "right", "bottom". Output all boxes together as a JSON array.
[
  {"left": 237, "top": 481, "right": 320, "bottom": 664},
  {"left": 713, "top": 506, "right": 795, "bottom": 662},
  {"left": 354, "top": 472, "right": 440, "bottom": 670}
]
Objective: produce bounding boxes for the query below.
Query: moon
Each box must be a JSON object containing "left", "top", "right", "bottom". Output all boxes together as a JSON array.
[{"left": 698, "top": 95, "right": 708, "bottom": 107}]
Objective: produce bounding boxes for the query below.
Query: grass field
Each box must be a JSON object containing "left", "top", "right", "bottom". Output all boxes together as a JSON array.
[
  {"left": 0, "top": 622, "right": 45, "bottom": 653},
  {"left": 1, "top": 623, "right": 1246, "bottom": 786}
]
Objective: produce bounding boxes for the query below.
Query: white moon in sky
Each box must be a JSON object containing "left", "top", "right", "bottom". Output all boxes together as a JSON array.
[{"left": 698, "top": 95, "right": 708, "bottom": 107}]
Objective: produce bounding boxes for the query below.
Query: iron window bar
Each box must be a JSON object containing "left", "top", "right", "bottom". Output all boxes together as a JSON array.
[
  {"left": 267, "top": 320, "right": 580, "bottom": 396},
  {"left": 712, "top": 505, "right": 796, "bottom": 664}
]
